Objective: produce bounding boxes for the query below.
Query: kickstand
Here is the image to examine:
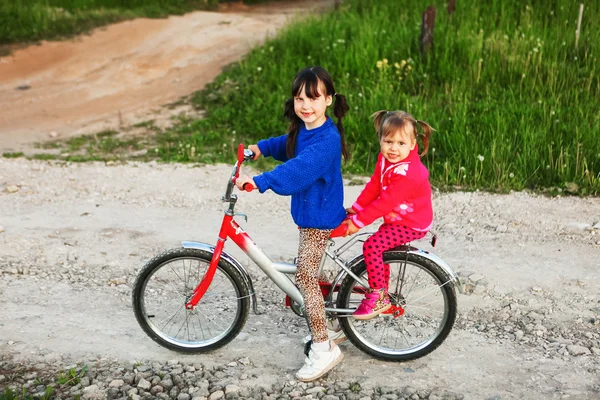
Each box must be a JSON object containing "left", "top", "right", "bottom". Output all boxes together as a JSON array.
[{"left": 303, "top": 339, "right": 312, "bottom": 357}]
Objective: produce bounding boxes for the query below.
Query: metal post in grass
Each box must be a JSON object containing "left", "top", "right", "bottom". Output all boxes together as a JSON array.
[
  {"left": 420, "top": 6, "right": 436, "bottom": 59},
  {"left": 448, "top": 0, "right": 455, "bottom": 14},
  {"left": 576, "top": 4, "right": 584, "bottom": 49}
]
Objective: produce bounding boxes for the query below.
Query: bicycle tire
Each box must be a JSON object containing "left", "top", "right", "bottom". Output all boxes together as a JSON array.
[
  {"left": 337, "top": 250, "right": 457, "bottom": 361},
  {"left": 132, "top": 247, "right": 250, "bottom": 353}
]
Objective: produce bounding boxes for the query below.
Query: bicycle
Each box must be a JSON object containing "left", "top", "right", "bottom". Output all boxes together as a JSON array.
[{"left": 132, "top": 144, "right": 464, "bottom": 361}]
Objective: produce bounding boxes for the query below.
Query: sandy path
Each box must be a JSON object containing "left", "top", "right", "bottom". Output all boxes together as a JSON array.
[
  {"left": 0, "top": 0, "right": 333, "bottom": 151},
  {"left": 1, "top": 158, "right": 599, "bottom": 399}
]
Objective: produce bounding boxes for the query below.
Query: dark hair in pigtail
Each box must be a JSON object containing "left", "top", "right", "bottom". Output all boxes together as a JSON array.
[
  {"left": 333, "top": 93, "right": 350, "bottom": 161},
  {"left": 284, "top": 66, "right": 350, "bottom": 162},
  {"left": 283, "top": 97, "right": 299, "bottom": 158},
  {"left": 370, "top": 110, "right": 435, "bottom": 157}
]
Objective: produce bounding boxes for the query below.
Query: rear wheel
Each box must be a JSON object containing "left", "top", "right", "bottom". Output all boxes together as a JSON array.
[
  {"left": 132, "top": 248, "right": 250, "bottom": 353},
  {"left": 337, "top": 251, "right": 457, "bottom": 361}
]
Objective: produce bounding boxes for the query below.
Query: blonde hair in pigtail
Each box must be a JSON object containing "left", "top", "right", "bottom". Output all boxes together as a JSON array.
[
  {"left": 416, "top": 119, "right": 434, "bottom": 156},
  {"left": 371, "top": 110, "right": 389, "bottom": 141},
  {"left": 370, "top": 110, "right": 435, "bottom": 157}
]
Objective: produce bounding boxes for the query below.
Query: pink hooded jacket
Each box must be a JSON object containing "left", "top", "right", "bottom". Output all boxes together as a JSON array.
[{"left": 350, "top": 146, "right": 433, "bottom": 231}]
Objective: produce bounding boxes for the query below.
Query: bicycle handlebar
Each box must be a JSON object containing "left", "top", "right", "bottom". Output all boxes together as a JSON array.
[{"left": 223, "top": 144, "right": 256, "bottom": 201}]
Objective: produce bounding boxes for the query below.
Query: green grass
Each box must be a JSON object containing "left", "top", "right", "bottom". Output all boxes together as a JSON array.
[
  {"left": 7, "top": 0, "right": 599, "bottom": 194},
  {"left": 0, "top": 364, "right": 89, "bottom": 400},
  {"left": 0, "top": 0, "right": 272, "bottom": 44},
  {"left": 159, "top": 0, "right": 598, "bottom": 194}
]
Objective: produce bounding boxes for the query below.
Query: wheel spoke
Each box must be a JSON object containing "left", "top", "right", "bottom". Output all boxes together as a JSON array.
[
  {"left": 133, "top": 250, "right": 249, "bottom": 352},
  {"left": 338, "top": 254, "right": 456, "bottom": 360}
]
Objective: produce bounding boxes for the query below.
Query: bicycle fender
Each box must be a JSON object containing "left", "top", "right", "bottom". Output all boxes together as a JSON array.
[
  {"left": 181, "top": 241, "right": 259, "bottom": 313},
  {"left": 335, "top": 246, "right": 464, "bottom": 294},
  {"left": 398, "top": 246, "right": 464, "bottom": 294}
]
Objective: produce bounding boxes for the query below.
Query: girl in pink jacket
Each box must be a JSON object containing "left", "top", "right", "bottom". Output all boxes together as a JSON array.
[{"left": 342, "top": 110, "right": 434, "bottom": 319}]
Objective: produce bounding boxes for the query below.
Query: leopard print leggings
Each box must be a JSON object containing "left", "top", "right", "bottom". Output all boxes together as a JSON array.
[{"left": 295, "top": 228, "right": 332, "bottom": 344}]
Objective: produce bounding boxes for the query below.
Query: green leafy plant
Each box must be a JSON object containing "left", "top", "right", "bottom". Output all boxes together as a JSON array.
[{"left": 56, "top": 365, "right": 88, "bottom": 386}]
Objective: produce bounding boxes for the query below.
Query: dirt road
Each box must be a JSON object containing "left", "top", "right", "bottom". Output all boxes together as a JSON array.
[
  {"left": 1, "top": 158, "right": 599, "bottom": 399},
  {"left": 0, "top": 1, "right": 599, "bottom": 398},
  {"left": 0, "top": 0, "right": 333, "bottom": 152}
]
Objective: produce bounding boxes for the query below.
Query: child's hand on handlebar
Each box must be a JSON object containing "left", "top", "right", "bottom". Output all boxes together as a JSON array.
[
  {"left": 248, "top": 144, "right": 261, "bottom": 160},
  {"left": 345, "top": 207, "right": 356, "bottom": 215},
  {"left": 341, "top": 218, "right": 360, "bottom": 237},
  {"left": 235, "top": 175, "right": 257, "bottom": 191}
]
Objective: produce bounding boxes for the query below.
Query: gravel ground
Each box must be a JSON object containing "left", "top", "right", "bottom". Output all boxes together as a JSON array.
[{"left": 1, "top": 157, "right": 599, "bottom": 399}]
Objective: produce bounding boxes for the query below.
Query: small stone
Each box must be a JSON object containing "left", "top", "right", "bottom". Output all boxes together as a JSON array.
[
  {"left": 109, "top": 379, "right": 124, "bottom": 388},
  {"left": 137, "top": 378, "right": 151, "bottom": 390},
  {"left": 566, "top": 345, "right": 591, "bottom": 356},
  {"left": 4, "top": 185, "right": 19, "bottom": 193},
  {"left": 225, "top": 385, "right": 239, "bottom": 394},
  {"left": 49, "top": 131, "right": 58, "bottom": 138},
  {"left": 208, "top": 390, "right": 224, "bottom": 400}
]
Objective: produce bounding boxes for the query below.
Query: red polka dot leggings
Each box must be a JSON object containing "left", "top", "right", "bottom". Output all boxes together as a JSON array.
[{"left": 363, "top": 224, "right": 427, "bottom": 290}]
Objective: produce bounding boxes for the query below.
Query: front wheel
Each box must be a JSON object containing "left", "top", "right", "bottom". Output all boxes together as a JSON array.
[
  {"left": 337, "top": 250, "right": 457, "bottom": 361},
  {"left": 132, "top": 248, "right": 250, "bottom": 353}
]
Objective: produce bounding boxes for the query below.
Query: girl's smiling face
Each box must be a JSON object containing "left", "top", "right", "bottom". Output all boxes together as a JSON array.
[
  {"left": 293, "top": 83, "right": 332, "bottom": 130},
  {"left": 380, "top": 126, "right": 416, "bottom": 163}
]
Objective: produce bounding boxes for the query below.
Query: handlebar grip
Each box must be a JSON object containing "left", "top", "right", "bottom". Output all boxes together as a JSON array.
[
  {"left": 330, "top": 222, "right": 349, "bottom": 238},
  {"left": 242, "top": 183, "right": 254, "bottom": 192}
]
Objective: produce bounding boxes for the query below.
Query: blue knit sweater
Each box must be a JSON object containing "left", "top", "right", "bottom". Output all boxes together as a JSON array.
[{"left": 253, "top": 117, "right": 347, "bottom": 229}]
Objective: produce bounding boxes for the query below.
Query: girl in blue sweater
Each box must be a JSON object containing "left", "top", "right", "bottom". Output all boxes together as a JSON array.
[{"left": 236, "top": 66, "right": 349, "bottom": 381}]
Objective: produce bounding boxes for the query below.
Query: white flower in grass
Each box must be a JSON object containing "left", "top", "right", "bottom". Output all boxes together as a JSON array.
[
  {"left": 509, "top": 173, "right": 514, "bottom": 178},
  {"left": 477, "top": 155, "right": 485, "bottom": 162},
  {"left": 460, "top": 166, "right": 465, "bottom": 171},
  {"left": 358, "top": 93, "right": 363, "bottom": 97},
  {"left": 257, "top": 67, "right": 262, "bottom": 72}
]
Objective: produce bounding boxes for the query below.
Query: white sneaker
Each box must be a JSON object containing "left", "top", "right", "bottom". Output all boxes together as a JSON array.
[
  {"left": 296, "top": 340, "right": 344, "bottom": 382},
  {"left": 302, "top": 328, "right": 346, "bottom": 345}
]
